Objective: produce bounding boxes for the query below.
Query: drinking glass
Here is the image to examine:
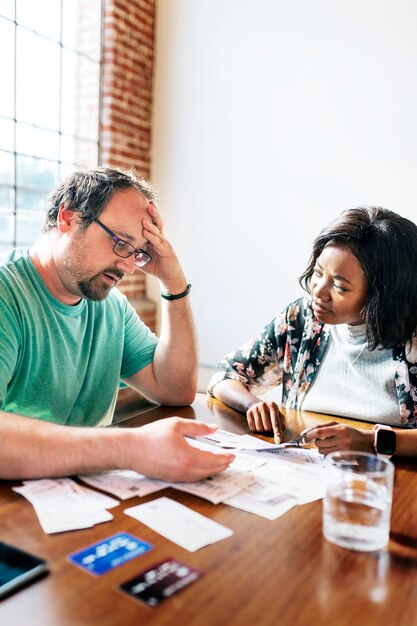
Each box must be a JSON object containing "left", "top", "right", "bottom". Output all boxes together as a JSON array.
[{"left": 323, "top": 451, "right": 394, "bottom": 552}]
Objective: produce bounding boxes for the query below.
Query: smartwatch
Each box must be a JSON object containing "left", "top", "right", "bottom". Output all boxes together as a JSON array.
[{"left": 372, "top": 424, "right": 396, "bottom": 459}]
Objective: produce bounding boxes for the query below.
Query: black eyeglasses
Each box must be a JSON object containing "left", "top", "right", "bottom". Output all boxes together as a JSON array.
[{"left": 93, "top": 218, "right": 152, "bottom": 268}]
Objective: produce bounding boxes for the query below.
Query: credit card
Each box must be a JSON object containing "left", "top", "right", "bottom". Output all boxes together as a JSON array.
[
  {"left": 68, "top": 532, "right": 152, "bottom": 575},
  {"left": 119, "top": 558, "right": 203, "bottom": 607}
]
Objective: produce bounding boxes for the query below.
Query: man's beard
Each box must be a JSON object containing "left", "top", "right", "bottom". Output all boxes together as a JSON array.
[
  {"left": 62, "top": 246, "right": 125, "bottom": 301},
  {"left": 77, "top": 268, "right": 124, "bottom": 301},
  {"left": 78, "top": 275, "right": 110, "bottom": 301}
]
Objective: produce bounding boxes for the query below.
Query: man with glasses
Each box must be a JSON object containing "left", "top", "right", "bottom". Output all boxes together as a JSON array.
[{"left": 0, "top": 168, "right": 233, "bottom": 481}]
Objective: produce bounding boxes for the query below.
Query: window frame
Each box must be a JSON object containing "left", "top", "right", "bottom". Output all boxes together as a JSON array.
[{"left": 0, "top": 1, "right": 103, "bottom": 250}]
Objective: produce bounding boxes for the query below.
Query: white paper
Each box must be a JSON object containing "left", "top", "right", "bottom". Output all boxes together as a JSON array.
[
  {"left": 199, "top": 430, "right": 323, "bottom": 455},
  {"left": 228, "top": 453, "right": 266, "bottom": 472},
  {"left": 13, "top": 478, "right": 118, "bottom": 534},
  {"left": 213, "top": 468, "right": 258, "bottom": 489},
  {"left": 251, "top": 459, "right": 325, "bottom": 501},
  {"left": 199, "top": 429, "right": 247, "bottom": 446},
  {"left": 188, "top": 436, "right": 265, "bottom": 471},
  {"left": 185, "top": 430, "right": 326, "bottom": 514},
  {"left": 170, "top": 476, "right": 243, "bottom": 505},
  {"left": 124, "top": 497, "right": 233, "bottom": 551},
  {"left": 79, "top": 470, "right": 167, "bottom": 500},
  {"left": 224, "top": 492, "right": 298, "bottom": 520},
  {"left": 200, "top": 430, "right": 277, "bottom": 451},
  {"left": 253, "top": 447, "right": 325, "bottom": 464},
  {"left": 34, "top": 507, "right": 113, "bottom": 535},
  {"left": 240, "top": 477, "right": 290, "bottom": 502}
]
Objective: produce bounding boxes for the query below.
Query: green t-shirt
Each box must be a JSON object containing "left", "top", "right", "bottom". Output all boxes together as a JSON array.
[{"left": 0, "top": 248, "right": 158, "bottom": 426}]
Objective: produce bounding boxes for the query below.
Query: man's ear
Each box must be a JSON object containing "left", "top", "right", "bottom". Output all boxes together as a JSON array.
[{"left": 57, "top": 204, "right": 78, "bottom": 232}]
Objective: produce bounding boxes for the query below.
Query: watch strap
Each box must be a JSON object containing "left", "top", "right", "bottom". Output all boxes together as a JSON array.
[
  {"left": 372, "top": 424, "right": 395, "bottom": 459},
  {"left": 160, "top": 283, "right": 191, "bottom": 301}
]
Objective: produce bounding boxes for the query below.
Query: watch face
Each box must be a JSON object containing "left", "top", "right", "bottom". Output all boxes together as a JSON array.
[{"left": 376, "top": 429, "right": 396, "bottom": 455}]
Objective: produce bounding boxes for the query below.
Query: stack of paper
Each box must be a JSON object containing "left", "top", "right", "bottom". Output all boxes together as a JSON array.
[
  {"left": 191, "top": 433, "right": 326, "bottom": 519},
  {"left": 13, "top": 477, "right": 119, "bottom": 534},
  {"left": 74, "top": 431, "right": 326, "bottom": 521},
  {"left": 13, "top": 430, "right": 326, "bottom": 540}
]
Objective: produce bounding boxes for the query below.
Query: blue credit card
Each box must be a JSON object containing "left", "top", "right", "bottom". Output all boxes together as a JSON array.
[{"left": 68, "top": 532, "right": 153, "bottom": 576}]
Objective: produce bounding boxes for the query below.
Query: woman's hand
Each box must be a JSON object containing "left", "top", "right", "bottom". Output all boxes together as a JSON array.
[
  {"left": 246, "top": 400, "right": 285, "bottom": 444},
  {"left": 302, "top": 421, "right": 374, "bottom": 455},
  {"left": 210, "top": 380, "right": 285, "bottom": 443}
]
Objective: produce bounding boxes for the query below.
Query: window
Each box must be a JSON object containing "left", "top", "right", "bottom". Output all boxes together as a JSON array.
[{"left": 0, "top": 0, "right": 102, "bottom": 250}]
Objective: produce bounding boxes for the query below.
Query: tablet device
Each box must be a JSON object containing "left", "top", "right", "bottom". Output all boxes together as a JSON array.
[{"left": 0, "top": 541, "right": 49, "bottom": 600}]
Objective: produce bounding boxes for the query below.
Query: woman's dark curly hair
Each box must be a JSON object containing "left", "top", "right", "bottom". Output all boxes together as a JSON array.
[{"left": 299, "top": 206, "right": 417, "bottom": 350}]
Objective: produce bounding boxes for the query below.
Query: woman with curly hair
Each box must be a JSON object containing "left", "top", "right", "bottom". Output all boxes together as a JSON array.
[{"left": 209, "top": 206, "right": 417, "bottom": 458}]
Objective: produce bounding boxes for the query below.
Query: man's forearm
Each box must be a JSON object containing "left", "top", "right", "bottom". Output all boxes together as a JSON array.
[
  {"left": 0, "top": 411, "right": 129, "bottom": 479},
  {"left": 0, "top": 411, "right": 235, "bottom": 482},
  {"left": 151, "top": 296, "right": 198, "bottom": 405}
]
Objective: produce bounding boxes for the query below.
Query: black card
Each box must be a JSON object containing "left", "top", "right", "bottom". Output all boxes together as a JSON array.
[{"left": 119, "top": 558, "right": 203, "bottom": 607}]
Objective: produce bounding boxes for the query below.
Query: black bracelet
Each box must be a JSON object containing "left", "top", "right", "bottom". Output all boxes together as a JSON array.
[{"left": 160, "top": 283, "right": 192, "bottom": 301}]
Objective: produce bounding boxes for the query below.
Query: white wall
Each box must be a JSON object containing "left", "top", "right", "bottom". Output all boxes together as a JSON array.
[{"left": 150, "top": 0, "right": 417, "bottom": 390}]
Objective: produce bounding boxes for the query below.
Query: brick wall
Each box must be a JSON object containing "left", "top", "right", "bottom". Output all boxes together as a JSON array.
[{"left": 100, "top": 0, "right": 157, "bottom": 413}]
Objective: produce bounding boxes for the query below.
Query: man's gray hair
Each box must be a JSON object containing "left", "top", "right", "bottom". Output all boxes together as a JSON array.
[{"left": 42, "top": 167, "right": 157, "bottom": 232}]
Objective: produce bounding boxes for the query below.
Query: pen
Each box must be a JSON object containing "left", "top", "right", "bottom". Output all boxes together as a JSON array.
[{"left": 300, "top": 426, "right": 315, "bottom": 440}]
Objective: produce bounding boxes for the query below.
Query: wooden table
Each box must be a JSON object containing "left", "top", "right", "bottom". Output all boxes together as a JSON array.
[{"left": 1, "top": 395, "right": 417, "bottom": 626}]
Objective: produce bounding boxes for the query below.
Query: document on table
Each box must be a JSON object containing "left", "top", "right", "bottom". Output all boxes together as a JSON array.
[
  {"left": 13, "top": 478, "right": 118, "bottom": 534},
  {"left": 71, "top": 429, "right": 327, "bottom": 525},
  {"left": 223, "top": 458, "right": 325, "bottom": 519},
  {"left": 79, "top": 458, "right": 256, "bottom": 506},
  {"left": 200, "top": 429, "right": 280, "bottom": 451},
  {"left": 124, "top": 497, "right": 233, "bottom": 552},
  {"left": 79, "top": 470, "right": 167, "bottom": 500},
  {"left": 169, "top": 468, "right": 256, "bottom": 505},
  {"left": 250, "top": 458, "right": 325, "bottom": 501},
  {"left": 187, "top": 436, "right": 264, "bottom": 472},
  {"left": 197, "top": 430, "right": 324, "bottom": 464},
  {"left": 254, "top": 446, "right": 323, "bottom": 465},
  {"left": 189, "top": 431, "right": 326, "bottom": 519},
  {"left": 224, "top": 492, "right": 298, "bottom": 521}
]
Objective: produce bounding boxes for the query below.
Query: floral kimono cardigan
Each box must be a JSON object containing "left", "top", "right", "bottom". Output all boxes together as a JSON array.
[{"left": 209, "top": 297, "right": 417, "bottom": 426}]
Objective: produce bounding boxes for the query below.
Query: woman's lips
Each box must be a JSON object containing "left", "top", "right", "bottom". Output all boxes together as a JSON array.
[{"left": 312, "top": 300, "right": 331, "bottom": 315}]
